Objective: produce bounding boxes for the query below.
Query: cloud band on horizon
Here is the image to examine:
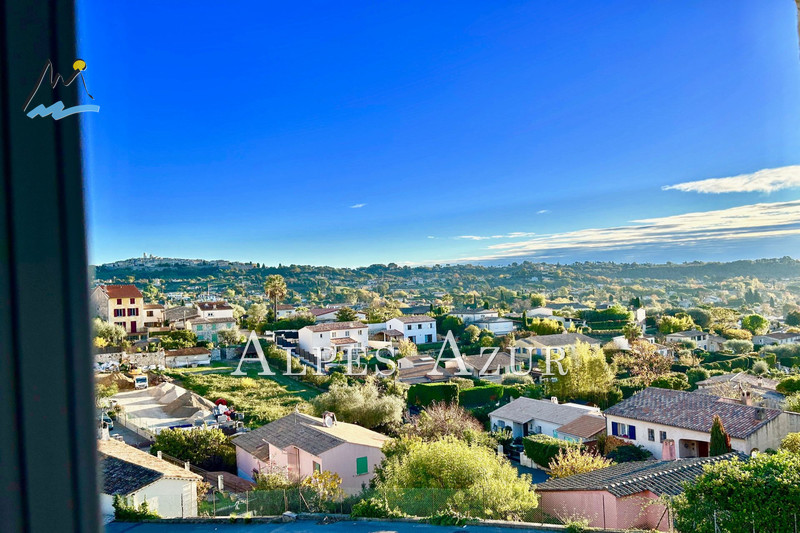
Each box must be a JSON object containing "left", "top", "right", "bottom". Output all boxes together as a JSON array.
[
  {"left": 434, "top": 200, "right": 800, "bottom": 263},
  {"left": 663, "top": 165, "right": 800, "bottom": 194}
]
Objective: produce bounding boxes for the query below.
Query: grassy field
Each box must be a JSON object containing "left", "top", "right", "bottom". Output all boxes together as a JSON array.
[{"left": 170, "top": 364, "right": 319, "bottom": 426}]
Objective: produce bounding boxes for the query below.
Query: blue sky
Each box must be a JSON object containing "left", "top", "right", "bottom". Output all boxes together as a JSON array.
[{"left": 77, "top": 0, "right": 800, "bottom": 267}]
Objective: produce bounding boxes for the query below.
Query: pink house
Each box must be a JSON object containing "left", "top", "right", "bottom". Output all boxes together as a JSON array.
[
  {"left": 535, "top": 453, "right": 740, "bottom": 531},
  {"left": 232, "top": 412, "right": 390, "bottom": 493}
]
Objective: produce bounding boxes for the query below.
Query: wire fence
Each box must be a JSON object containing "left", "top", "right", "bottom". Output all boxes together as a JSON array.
[{"left": 195, "top": 486, "right": 800, "bottom": 532}]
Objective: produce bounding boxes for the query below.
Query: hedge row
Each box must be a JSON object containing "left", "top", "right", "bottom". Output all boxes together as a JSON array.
[
  {"left": 407, "top": 383, "right": 459, "bottom": 407},
  {"left": 459, "top": 384, "right": 505, "bottom": 406},
  {"left": 522, "top": 434, "right": 582, "bottom": 468},
  {"left": 779, "top": 356, "right": 800, "bottom": 369}
]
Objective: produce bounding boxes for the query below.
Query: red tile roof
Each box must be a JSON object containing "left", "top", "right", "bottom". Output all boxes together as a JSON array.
[{"left": 102, "top": 284, "right": 143, "bottom": 299}]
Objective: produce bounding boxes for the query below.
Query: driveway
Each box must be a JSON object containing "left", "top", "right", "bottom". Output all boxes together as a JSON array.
[
  {"left": 106, "top": 519, "right": 561, "bottom": 533},
  {"left": 512, "top": 462, "right": 549, "bottom": 484}
]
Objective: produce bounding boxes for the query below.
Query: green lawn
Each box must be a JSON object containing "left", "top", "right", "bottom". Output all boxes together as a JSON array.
[{"left": 172, "top": 363, "right": 319, "bottom": 426}]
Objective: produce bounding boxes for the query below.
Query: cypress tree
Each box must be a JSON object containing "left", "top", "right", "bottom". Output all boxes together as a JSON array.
[{"left": 709, "top": 414, "right": 731, "bottom": 456}]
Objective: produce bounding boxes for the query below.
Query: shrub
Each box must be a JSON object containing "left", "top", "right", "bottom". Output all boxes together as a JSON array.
[
  {"left": 751, "top": 360, "right": 769, "bottom": 376},
  {"left": 458, "top": 384, "right": 505, "bottom": 406},
  {"left": 548, "top": 448, "right": 614, "bottom": 478},
  {"left": 112, "top": 494, "right": 160, "bottom": 521},
  {"left": 351, "top": 497, "right": 405, "bottom": 518},
  {"left": 777, "top": 376, "right": 800, "bottom": 395},
  {"left": 407, "top": 382, "right": 459, "bottom": 407},
  {"left": 686, "top": 367, "right": 710, "bottom": 388},
  {"left": 522, "top": 434, "right": 581, "bottom": 468},
  {"left": 606, "top": 444, "right": 652, "bottom": 463},
  {"left": 781, "top": 432, "right": 800, "bottom": 454},
  {"left": 650, "top": 373, "right": 690, "bottom": 391}
]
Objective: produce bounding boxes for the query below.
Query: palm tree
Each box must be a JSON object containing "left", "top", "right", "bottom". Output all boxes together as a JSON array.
[{"left": 264, "top": 275, "right": 287, "bottom": 323}]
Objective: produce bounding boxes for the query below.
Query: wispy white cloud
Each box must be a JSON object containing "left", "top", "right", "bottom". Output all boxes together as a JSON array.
[
  {"left": 445, "top": 200, "right": 800, "bottom": 262},
  {"left": 662, "top": 165, "right": 800, "bottom": 194},
  {"left": 455, "top": 232, "right": 536, "bottom": 241},
  {"left": 427, "top": 235, "right": 436, "bottom": 239},
  {"left": 349, "top": 203, "right": 367, "bottom": 209},
  {"left": 536, "top": 209, "right": 550, "bottom": 214}
]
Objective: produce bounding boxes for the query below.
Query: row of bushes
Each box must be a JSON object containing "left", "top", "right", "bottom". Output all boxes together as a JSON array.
[{"left": 407, "top": 382, "right": 530, "bottom": 408}]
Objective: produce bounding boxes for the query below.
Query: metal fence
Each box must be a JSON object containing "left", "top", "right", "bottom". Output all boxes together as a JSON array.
[{"left": 195, "top": 486, "right": 800, "bottom": 532}]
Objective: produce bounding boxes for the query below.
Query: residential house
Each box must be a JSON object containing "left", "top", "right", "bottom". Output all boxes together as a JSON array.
[
  {"left": 603, "top": 387, "right": 800, "bottom": 459},
  {"left": 164, "top": 347, "right": 212, "bottom": 368},
  {"left": 536, "top": 453, "right": 742, "bottom": 531},
  {"left": 98, "top": 438, "right": 202, "bottom": 519},
  {"left": 488, "top": 397, "right": 600, "bottom": 438},
  {"left": 555, "top": 413, "right": 607, "bottom": 444},
  {"left": 451, "top": 351, "right": 522, "bottom": 382},
  {"left": 473, "top": 316, "right": 515, "bottom": 335},
  {"left": 275, "top": 304, "right": 296, "bottom": 319},
  {"left": 395, "top": 355, "right": 456, "bottom": 384},
  {"left": 186, "top": 316, "right": 237, "bottom": 344},
  {"left": 753, "top": 331, "right": 800, "bottom": 346},
  {"left": 91, "top": 284, "right": 145, "bottom": 334},
  {"left": 450, "top": 308, "right": 499, "bottom": 323},
  {"left": 665, "top": 329, "right": 708, "bottom": 350},
  {"left": 401, "top": 305, "right": 433, "bottom": 315},
  {"left": 310, "top": 307, "right": 366, "bottom": 323},
  {"left": 163, "top": 305, "right": 199, "bottom": 329},
  {"left": 385, "top": 315, "right": 437, "bottom": 344},
  {"left": 707, "top": 333, "right": 727, "bottom": 352},
  {"left": 143, "top": 303, "right": 165, "bottom": 328},
  {"left": 611, "top": 334, "right": 671, "bottom": 357},
  {"left": 514, "top": 332, "right": 601, "bottom": 359},
  {"left": 695, "top": 372, "right": 785, "bottom": 409},
  {"left": 196, "top": 301, "right": 235, "bottom": 319},
  {"left": 232, "top": 412, "right": 390, "bottom": 493},
  {"left": 298, "top": 321, "right": 369, "bottom": 359}
]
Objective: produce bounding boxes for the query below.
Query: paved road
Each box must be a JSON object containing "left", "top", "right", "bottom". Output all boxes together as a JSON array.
[{"left": 106, "top": 519, "right": 560, "bottom": 533}]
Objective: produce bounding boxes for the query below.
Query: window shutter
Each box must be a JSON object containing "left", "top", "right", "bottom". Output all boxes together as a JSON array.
[
  {"left": 611, "top": 422, "right": 619, "bottom": 436},
  {"left": 628, "top": 425, "right": 636, "bottom": 440},
  {"left": 356, "top": 456, "right": 368, "bottom": 475}
]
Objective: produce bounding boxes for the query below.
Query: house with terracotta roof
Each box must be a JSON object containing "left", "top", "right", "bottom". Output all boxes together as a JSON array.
[
  {"left": 536, "top": 453, "right": 742, "bottom": 531},
  {"left": 514, "top": 332, "right": 601, "bottom": 358},
  {"left": 232, "top": 412, "right": 390, "bottom": 493},
  {"left": 143, "top": 303, "right": 165, "bottom": 328},
  {"left": 385, "top": 315, "right": 437, "bottom": 344},
  {"left": 91, "top": 284, "right": 145, "bottom": 334},
  {"left": 555, "top": 413, "right": 607, "bottom": 444},
  {"left": 275, "top": 303, "right": 296, "bottom": 319},
  {"left": 309, "top": 307, "right": 366, "bottom": 323},
  {"left": 98, "top": 438, "right": 202, "bottom": 519},
  {"left": 298, "top": 321, "right": 368, "bottom": 360},
  {"left": 396, "top": 355, "right": 456, "bottom": 384},
  {"left": 603, "top": 387, "right": 800, "bottom": 459},
  {"left": 196, "top": 301, "right": 234, "bottom": 319}
]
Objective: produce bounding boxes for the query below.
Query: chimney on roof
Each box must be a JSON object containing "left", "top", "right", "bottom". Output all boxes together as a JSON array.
[
  {"left": 755, "top": 407, "right": 766, "bottom": 421},
  {"left": 661, "top": 439, "right": 676, "bottom": 461},
  {"left": 740, "top": 388, "right": 752, "bottom": 406},
  {"left": 550, "top": 397, "right": 558, "bottom": 404}
]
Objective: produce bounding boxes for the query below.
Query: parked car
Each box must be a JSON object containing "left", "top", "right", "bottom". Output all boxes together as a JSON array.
[{"left": 100, "top": 413, "right": 114, "bottom": 430}]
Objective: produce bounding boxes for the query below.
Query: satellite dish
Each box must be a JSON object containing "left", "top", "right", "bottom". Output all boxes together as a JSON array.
[{"left": 322, "top": 412, "right": 336, "bottom": 427}]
